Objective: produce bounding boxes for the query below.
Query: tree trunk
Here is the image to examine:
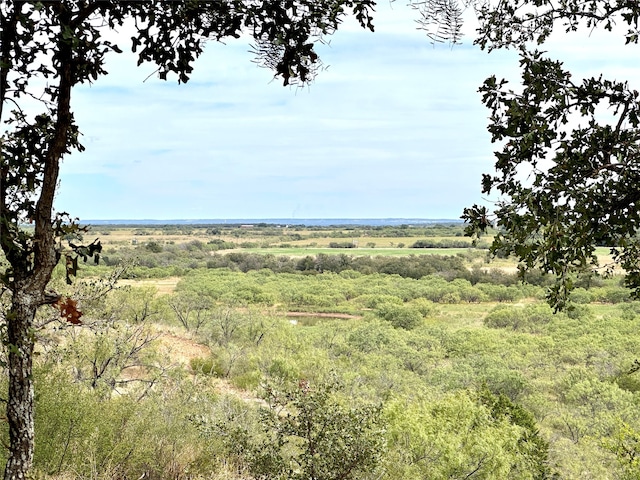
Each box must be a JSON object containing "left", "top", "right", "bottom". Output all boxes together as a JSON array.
[
  {"left": 1, "top": 5, "right": 74, "bottom": 478},
  {"left": 4, "top": 290, "right": 37, "bottom": 480}
]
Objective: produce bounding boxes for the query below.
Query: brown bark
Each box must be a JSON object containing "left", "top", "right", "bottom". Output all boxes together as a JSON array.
[{"left": 4, "top": 292, "right": 37, "bottom": 480}]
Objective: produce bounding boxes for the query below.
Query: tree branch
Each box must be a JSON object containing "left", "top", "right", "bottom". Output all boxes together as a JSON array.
[
  {"left": 0, "top": 2, "right": 18, "bottom": 125},
  {"left": 31, "top": 4, "right": 74, "bottom": 298}
]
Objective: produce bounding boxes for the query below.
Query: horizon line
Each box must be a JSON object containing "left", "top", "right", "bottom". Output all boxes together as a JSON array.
[{"left": 81, "top": 217, "right": 465, "bottom": 226}]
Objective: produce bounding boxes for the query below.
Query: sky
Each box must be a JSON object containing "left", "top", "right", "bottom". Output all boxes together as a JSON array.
[{"left": 50, "top": 1, "right": 636, "bottom": 221}]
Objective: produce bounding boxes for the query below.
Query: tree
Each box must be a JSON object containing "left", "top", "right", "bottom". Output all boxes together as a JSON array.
[
  {"left": 0, "top": 1, "right": 375, "bottom": 477},
  {"left": 456, "top": 1, "right": 640, "bottom": 309}
]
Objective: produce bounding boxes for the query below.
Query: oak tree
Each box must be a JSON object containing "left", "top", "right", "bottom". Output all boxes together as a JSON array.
[
  {"left": 0, "top": 1, "right": 374, "bottom": 477},
  {"left": 455, "top": 1, "right": 640, "bottom": 309}
]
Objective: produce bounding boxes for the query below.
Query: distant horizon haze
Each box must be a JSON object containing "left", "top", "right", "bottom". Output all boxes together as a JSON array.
[{"left": 82, "top": 218, "right": 465, "bottom": 227}]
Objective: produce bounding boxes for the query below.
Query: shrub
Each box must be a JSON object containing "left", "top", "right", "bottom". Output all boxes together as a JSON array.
[
  {"left": 328, "top": 241, "right": 356, "bottom": 248},
  {"left": 354, "top": 294, "right": 403, "bottom": 309},
  {"left": 618, "top": 301, "right": 640, "bottom": 320},
  {"left": 33, "top": 368, "right": 221, "bottom": 479},
  {"left": 376, "top": 303, "right": 424, "bottom": 330},
  {"left": 440, "top": 291, "right": 461, "bottom": 304},
  {"left": 219, "top": 379, "right": 386, "bottom": 480},
  {"left": 190, "top": 356, "right": 223, "bottom": 376},
  {"left": 408, "top": 298, "right": 438, "bottom": 317},
  {"left": 614, "top": 372, "right": 640, "bottom": 393},
  {"left": 476, "top": 283, "right": 523, "bottom": 302},
  {"left": 185, "top": 240, "right": 205, "bottom": 251},
  {"left": 385, "top": 389, "right": 554, "bottom": 479},
  {"left": 484, "top": 304, "right": 554, "bottom": 333},
  {"left": 606, "top": 423, "right": 640, "bottom": 479},
  {"left": 410, "top": 239, "right": 471, "bottom": 248},
  {"left": 339, "top": 269, "right": 362, "bottom": 279},
  {"left": 207, "top": 238, "right": 235, "bottom": 250},
  {"left": 592, "top": 286, "right": 631, "bottom": 304},
  {"left": 145, "top": 241, "right": 163, "bottom": 253},
  {"left": 569, "top": 287, "right": 593, "bottom": 304},
  {"left": 566, "top": 304, "right": 592, "bottom": 319},
  {"left": 266, "top": 357, "right": 301, "bottom": 383}
]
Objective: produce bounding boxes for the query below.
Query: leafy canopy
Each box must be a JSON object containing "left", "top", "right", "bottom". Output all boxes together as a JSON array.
[{"left": 458, "top": 1, "right": 640, "bottom": 309}]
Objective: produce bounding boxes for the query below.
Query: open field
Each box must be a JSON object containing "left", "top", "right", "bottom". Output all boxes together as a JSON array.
[
  {"left": 11, "top": 222, "right": 640, "bottom": 479},
  {"left": 90, "top": 224, "right": 487, "bottom": 250}
]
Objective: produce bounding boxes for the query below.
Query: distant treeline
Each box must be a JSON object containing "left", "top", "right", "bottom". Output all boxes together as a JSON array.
[
  {"left": 99, "top": 246, "right": 564, "bottom": 289},
  {"left": 410, "top": 239, "right": 476, "bottom": 249},
  {"left": 202, "top": 252, "right": 560, "bottom": 288}
]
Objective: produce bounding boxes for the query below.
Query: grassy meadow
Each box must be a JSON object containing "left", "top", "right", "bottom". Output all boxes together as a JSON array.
[{"left": 3, "top": 222, "right": 639, "bottom": 479}]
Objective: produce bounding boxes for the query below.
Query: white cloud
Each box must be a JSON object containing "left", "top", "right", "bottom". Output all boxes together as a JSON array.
[{"left": 53, "top": 1, "right": 637, "bottom": 220}]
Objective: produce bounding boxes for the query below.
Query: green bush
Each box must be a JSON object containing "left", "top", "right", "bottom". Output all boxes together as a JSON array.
[
  {"left": 440, "top": 291, "right": 462, "bottom": 304},
  {"left": 618, "top": 301, "right": 640, "bottom": 320},
  {"left": 592, "top": 286, "right": 631, "bottom": 304},
  {"left": 385, "top": 389, "right": 554, "bottom": 479},
  {"left": 219, "top": 379, "right": 386, "bottom": 480},
  {"left": 484, "top": 304, "right": 555, "bottom": 333},
  {"left": 410, "top": 239, "right": 471, "bottom": 248},
  {"left": 347, "top": 320, "right": 401, "bottom": 353},
  {"left": 606, "top": 422, "right": 640, "bottom": 479},
  {"left": 566, "top": 303, "right": 592, "bottom": 319},
  {"left": 266, "top": 357, "right": 301, "bottom": 383},
  {"left": 145, "top": 241, "right": 163, "bottom": 253},
  {"left": 190, "top": 356, "right": 223, "bottom": 376},
  {"left": 375, "top": 303, "right": 423, "bottom": 330},
  {"left": 476, "top": 283, "right": 524, "bottom": 302},
  {"left": 329, "top": 241, "right": 356, "bottom": 248},
  {"left": 408, "top": 298, "right": 438, "bottom": 317},
  {"left": 570, "top": 287, "right": 593, "bottom": 304},
  {"left": 354, "top": 294, "right": 403, "bottom": 309},
  {"left": 614, "top": 372, "right": 640, "bottom": 393},
  {"left": 207, "top": 238, "right": 236, "bottom": 250}
]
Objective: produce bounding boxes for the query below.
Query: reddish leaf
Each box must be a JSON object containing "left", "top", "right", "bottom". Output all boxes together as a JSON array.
[{"left": 54, "top": 297, "right": 83, "bottom": 325}]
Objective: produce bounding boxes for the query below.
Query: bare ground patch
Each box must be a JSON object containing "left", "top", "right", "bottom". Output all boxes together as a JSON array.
[{"left": 158, "top": 331, "right": 211, "bottom": 367}]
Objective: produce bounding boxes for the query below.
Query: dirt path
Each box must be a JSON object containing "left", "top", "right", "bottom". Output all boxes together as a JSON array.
[
  {"left": 158, "top": 331, "right": 210, "bottom": 367},
  {"left": 156, "top": 329, "right": 264, "bottom": 404}
]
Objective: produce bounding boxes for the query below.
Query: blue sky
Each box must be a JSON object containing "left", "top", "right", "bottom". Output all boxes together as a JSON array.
[{"left": 51, "top": 2, "right": 634, "bottom": 220}]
